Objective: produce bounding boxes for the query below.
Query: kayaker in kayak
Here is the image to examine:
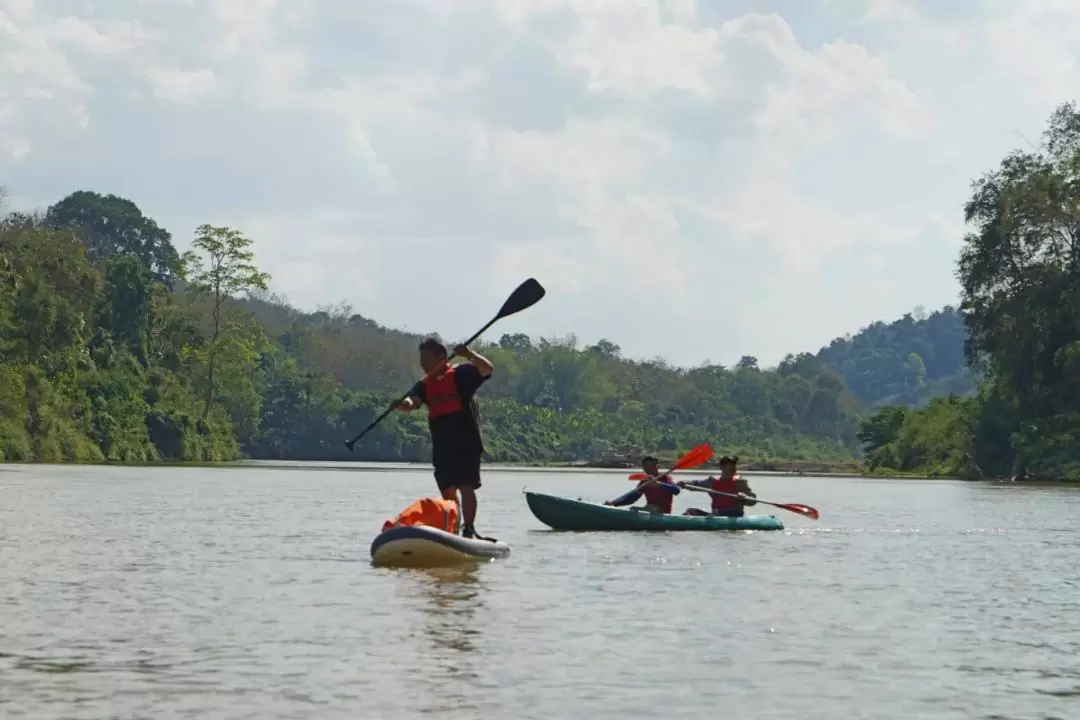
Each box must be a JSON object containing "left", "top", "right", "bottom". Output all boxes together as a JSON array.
[
  {"left": 604, "top": 455, "right": 681, "bottom": 513},
  {"left": 678, "top": 455, "right": 757, "bottom": 517},
  {"left": 393, "top": 335, "right": 495, "bottom": 540}
]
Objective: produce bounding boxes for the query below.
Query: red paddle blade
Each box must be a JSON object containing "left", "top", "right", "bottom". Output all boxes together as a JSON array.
[
  {"left": 626, "top": 444, "right": 714, "bottom": 480},
  {"left": 672, "top": 443, "right": 713, "bottom": 472},
  {"left": 775, "top": 502, "right": 820, "bottom": 520}
]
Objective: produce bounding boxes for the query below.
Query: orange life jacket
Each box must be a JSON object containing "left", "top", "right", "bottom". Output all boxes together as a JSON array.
[
  {"left": 381, "top": 497, "right": 460, "bottom": 534},
  {"left": 710, "top": 474, "right": 744, "bottom": 513},
  {"left": 423, "top": 365, "right": 464, "bottom": 419}
]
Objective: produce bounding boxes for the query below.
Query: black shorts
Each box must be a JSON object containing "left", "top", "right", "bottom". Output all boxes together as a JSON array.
[{"left": 433, "top": 454, "right": 482, "bottom": 492}]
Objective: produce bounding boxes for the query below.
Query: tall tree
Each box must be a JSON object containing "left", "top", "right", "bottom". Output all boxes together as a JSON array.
[
  {"left": 97, "top": 254, "right": 155, "bottom": 364},
  {"left": 182, "top": 225, "right": 271, "bottom": 420},
  {"left": 957, "top": 101, "right": 1080, "bottom": 475},
  {"left": 45, "top": 191, "right": 183, "bottom": 286},
  {"left": 959, "top": 103, "right": 1080, "bottom": 406}
]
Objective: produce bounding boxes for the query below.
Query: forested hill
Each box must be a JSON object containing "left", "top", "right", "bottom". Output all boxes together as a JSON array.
[
  {"left": 1, "top": 187, "right": 864, "bottom": 466},
  {"left": 815, "top": 306, "right": 975, "bottom": 408}
]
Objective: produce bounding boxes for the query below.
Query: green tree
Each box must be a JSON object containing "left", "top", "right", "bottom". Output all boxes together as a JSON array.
[
  {"left": 857, "top": 405, "right": 907, "bottom": 468},
  {"left": 865, "top": 101, "right": 1080, "bottom": 480},
  {"left": 816, "top": 307, "right": 972, "bottom": 408},
  {"left": 181, "top": 225, "right": 271, "bottom": 421},
  {"left": 0, "top": 224, "right": 98, "bottom": 367},
  {"left": 957, "top": 101, "right": 1080, "bottom": 478},
  {"left": 45, "top": 191, "right": 183, "bottom": 286},
  {"left": 97, "top": 254, "right": 155, "bottom": 364}
]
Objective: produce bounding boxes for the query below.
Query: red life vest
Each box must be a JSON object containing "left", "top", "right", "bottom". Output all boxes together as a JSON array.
[
  {"left": 641, "top": 478, "right": 675, "bottom": 514},
  {"left": 710, "top": 474, "right": 743, "bottom": 513},
  {"left": 423, "top": 365, "right": 464, "bottom": 419}
]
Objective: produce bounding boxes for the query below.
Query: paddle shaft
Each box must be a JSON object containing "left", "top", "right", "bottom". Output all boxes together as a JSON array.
[
  {"left": 617, "top": 444, "right": 708, "bottom": 500},
  {"left": 344, "top": 279, "right": 545, "bottom": 450},
  {"left": 682, "top": 483, "right": 818, "bottom": 519},
  {"left": 681, "top": 483, "right": 755, "bottom": 503},
  {"left": 609, "top": 444, "right": 712, "bottom": 506},
  {"left": 344, "top": 347, "right": 464, "bottom": 449},
  {"left": 643, "top": 444, "right": 713, "bottom": 488}
]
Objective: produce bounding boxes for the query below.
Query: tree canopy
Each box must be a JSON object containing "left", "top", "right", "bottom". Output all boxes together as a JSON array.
[
  {"left": 860, "top": 101, "right": 1080, "bottom": 481},
  {"left": 816, "top": 305, "right": 973, "bottom": 408}
]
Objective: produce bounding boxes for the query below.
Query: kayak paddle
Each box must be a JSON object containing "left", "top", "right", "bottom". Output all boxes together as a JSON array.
[
  {"left": 605, "top": 444, "right": 713, "bottom": 507},
  {"left": 344, "top": 278, "right": 546, "bottom": 451},
  {"left": 631, "top": 443, "right": 714, "bottom": 488},
  {"left": 626, "top": 443, "right": 713, "bottom": 482},
  {"left": 681, "top": 484, "right": 820, "bottom": 520}
]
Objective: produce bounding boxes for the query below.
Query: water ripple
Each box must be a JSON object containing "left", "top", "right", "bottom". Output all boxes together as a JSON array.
[{"left": 2, "top": 467, "right": 1079, "bottom": 719}]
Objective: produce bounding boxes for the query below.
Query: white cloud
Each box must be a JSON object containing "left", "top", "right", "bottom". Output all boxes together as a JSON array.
[
  {"left": 0, "top": 0, "right": 1071, "bottom": 366},
  {"left": 541, "top": 0, "right": 723, "bottom": 99},
  {"left": 144, "top": 67, "right": 217, "bottom": 104},
  {"left": 980, "top": 0, "right": 1080, "bottom": 106}
]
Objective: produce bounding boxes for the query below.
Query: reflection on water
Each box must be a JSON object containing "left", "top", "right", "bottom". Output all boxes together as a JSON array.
[
  {"left": 389, "top": 566, "right": 487, "bottom": 714},
  {"left": 415, "top": 567, "right": 483, "bottom": 654}
]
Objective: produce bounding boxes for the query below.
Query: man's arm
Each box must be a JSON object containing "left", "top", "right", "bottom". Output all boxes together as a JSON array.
[
  {"left": 656, "top": 480, "right": 681, "bottom": 495},
  {"left": 451, "top": 354, "right": 492, "bottom": 399},
  {"left": 394, "top": 383, "right": 425, "bottom": 411},
  {"left": 605, "top": 487, "right": 643, "bottom": 507},
  {"left": 735, "top": 478, "right": 757, "bottom": 505},
  {"left": 643, "top": 476, "right": 681, "bottom": 495},
  {"left": 455, "top": 344, "right": 493, "bottom": 378}
]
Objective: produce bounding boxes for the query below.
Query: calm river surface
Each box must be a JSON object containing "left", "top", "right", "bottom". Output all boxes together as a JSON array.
[{"left": 2, "top": 462, "right": 1079, "bottom": 719}]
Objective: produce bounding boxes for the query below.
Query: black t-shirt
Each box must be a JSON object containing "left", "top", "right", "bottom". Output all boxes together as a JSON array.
[{"left": 409, "top": 362, "right": 489, "bottom": 463}]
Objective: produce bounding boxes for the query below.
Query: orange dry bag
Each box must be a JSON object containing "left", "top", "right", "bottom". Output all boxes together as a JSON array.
[{"left": 381, "top": 497, "right": 460, "bottom": 534}]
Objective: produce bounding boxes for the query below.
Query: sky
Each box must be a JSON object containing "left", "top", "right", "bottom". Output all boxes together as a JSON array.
[{"left": 1, "top": 0, "right": 1078, "bottom": 368}]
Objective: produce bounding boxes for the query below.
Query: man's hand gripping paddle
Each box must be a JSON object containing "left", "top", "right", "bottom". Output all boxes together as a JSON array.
[
  {"left": 344, "top": 278, "right": 546, "bottom": 451},
  {"left": 632, "top": 443, "right": 714, "bottom": 489}
]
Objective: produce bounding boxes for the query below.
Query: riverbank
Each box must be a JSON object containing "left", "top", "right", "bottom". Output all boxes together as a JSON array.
[
  {"left": 554, "top": 456, "right": 864, "bottom": 476},
  {"left": 6, "top": 456, "right": 1079, "bottom": 484}
]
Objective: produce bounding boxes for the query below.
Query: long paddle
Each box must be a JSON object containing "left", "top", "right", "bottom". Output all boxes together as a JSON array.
[
  {"left": 681, "top": 483, "right": 820, "bottom": 520},
  {"left": 619, "top": 444, "right": 714, "bottom": 501},
  {"left": 344, "top": 278, "right": 546, "bottom": 451}
]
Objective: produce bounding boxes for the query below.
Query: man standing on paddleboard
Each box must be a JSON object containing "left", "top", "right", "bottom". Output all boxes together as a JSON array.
[{"left": 393, "top": 335, "right": 495, "bottom": 541}]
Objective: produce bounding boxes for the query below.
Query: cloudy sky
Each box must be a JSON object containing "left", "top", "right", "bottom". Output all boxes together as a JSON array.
[{"left": 2, "top": 0, "right": 1076, "bottom": 367}]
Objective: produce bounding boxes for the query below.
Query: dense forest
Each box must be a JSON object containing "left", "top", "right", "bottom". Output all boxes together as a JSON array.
[
  {"left": 858, "top": 102, "right": 1080, "bottom": 481},
  {"left": 0, "top": 187, "right": 868, "bottom": 466},
  {"left": 6, "top": 103, "right": 1075, "bottom": 478},
  {"left": 817, "top": 306, "right": 974, "bottom": 408}
]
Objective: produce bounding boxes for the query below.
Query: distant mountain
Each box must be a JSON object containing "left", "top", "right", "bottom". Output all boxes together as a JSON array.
[{"left": 816, "top": 306, "right": 976, "bottom": 408}]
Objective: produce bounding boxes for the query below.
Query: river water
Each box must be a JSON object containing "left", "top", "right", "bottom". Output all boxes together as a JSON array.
[{"left": 1, "top": 462, "right": 1079, "bottom": 719}]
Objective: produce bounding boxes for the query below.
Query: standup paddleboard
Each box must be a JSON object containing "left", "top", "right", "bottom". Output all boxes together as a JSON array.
[{"left": 370, "top": 525, "right": 510, "bottom": 568}]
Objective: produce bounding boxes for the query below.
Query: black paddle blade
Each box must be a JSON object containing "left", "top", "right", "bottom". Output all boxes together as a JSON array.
[
  {"left": 495, "top": 278, "right": 545, "bottom": 321},
  {"left": 343, "top": 277, "right": 545, "bottom": 451}
]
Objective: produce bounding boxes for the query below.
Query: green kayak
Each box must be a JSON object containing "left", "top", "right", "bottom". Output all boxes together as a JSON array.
[{"left": 524, "top": 491, "right": 785, "bottom": 532}]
